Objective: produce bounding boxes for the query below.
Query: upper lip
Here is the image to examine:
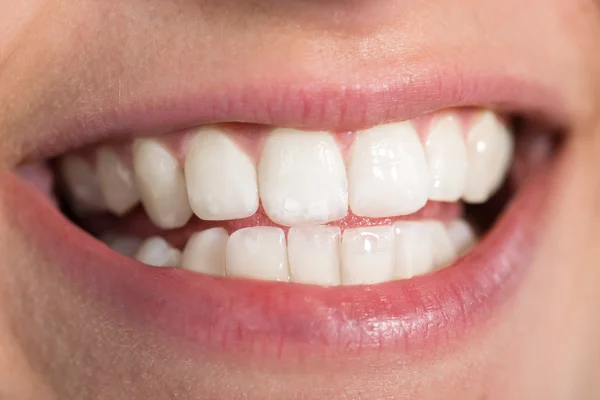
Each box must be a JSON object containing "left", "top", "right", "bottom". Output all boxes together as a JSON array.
[{"left": 23, "top": 65, "right": 567, "bottom": 164}]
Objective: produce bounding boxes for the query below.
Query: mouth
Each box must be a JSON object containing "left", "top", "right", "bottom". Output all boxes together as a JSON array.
[{"left": 7, "top": 74, "right": 564, "bottom": 360}]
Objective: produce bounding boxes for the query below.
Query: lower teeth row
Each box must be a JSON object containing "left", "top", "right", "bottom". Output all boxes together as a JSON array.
[{"left": 102, "top": 219, "right": 476, "bottom": 286}]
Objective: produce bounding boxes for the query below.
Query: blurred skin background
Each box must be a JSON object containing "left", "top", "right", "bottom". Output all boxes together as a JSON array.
[{"left": 1, "top": 1, "right": 600, "bottom": 399}]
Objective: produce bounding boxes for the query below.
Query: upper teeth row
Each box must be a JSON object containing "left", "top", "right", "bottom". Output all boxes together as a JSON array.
[{"left": 60, "top": 110, "right": 513, "bottom": 229}]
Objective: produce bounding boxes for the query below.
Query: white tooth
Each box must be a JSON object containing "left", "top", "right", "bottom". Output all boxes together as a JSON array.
[
  {"left": 133, "top": 139, "right": 193, "bottom": 229},
  {"left": 96, "top": 147, "right": 140, "bottom": 216},
  {"left": 348, "top": 122, "right": 429, "bottom": 218},
  {"left": 185, "top": 129, "right": 259, "bottom": 220},
  {"left": 59, "top": 155, "right": 106, "bottom": 212},
  {"left": 288, "top": 226, "right": 341, "bottom": 286},
  {"left": 259, "top": 129, "right": 348, "bottom": 226},
  {"left": 181, "top": 228, "right": 228, "bottom": 276},
  {"left": 428, "top": 221, "right": 457, "bottom": 269},
  {"left": 463, "top": 112, "right": 514, "bottom": 203},
  {"left": 425, "top": 115, "right": 468, "bottom": 202},
  {"left": 226, "top": 227, "right": 289, "bottom": 281},
  {"left": 341, "top": 226, "right": 395, "bottom": 285},
  {"left": 393, "top": 221, "right": 435, "bottom": 279},
  {"left": 101, "top": 235, "right": 142, "bottom": 257},
  {"left": 135, "top": 237, "right": 181, "bottom": 267},
  {"left": 447, "top": 219, "right": 477, "bottom": 256}
]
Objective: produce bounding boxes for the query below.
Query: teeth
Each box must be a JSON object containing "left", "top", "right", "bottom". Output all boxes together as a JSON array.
[
  {"left": 101, "top": 234, "right": 142, "bottom": 257},
  {"left": 96, "top": 147, "right": 140, "bottom": 215},
  {"left": 447, "top": 219, "right": 477, "bottom": 255},
  {"left": 185, "top": 129, "right": 259, "bottom": 220},
  {"left": 463, "top": 112, "right": 514, "bottom": 203},
  {"left": 348, "top": 122, "right": 429, "bottom": 218},
  {"left": 59, "top": 155, "right": 106, "bottom": 213},
  {"left": 393, "top": 221, "right": 435, "bottom": 279},
  {"left": 133, "top": 139, "right": 193, "bottom": 229},
  {"left": 425, "top": 115, "right": 468, "bottom": 202},
  {"left": 134, "top": 237, "right": 182, "bottom": 267},
  {"left": 66, "top": 110, "right": 513, "bottom": 232},
  {"left": 181, "top": 228, "right": 228, "bottom": 275},
  {"left": 288, "top": 226, "right": 341, "bottom": 286},
  {"left": 126, "top": 220, "right": 475, "bottom": 283},
  {"left": 65, "top": 109, "right": 513, "bottom": 233},
  {"left": 341, "top": 226, "right": 395, "bottom": 285},
  {"left": 428, "top": 221, "right": 457, "bottom": 268},
  {"left": 226, "top": 227, "right": 290, "bottom": 281},
  {"left": 259, "top": 129, "right": 348, "bottom": 226},
  {"left": 68, "top": 111, "right": 505, "bottom": 282}
]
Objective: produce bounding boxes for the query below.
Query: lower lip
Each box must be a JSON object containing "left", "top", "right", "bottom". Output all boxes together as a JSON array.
[{"left": 3, "top": 162, "right": 552, "bottom": 361}]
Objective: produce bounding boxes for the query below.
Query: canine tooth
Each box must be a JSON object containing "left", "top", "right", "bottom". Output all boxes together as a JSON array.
[
  {"left": 101, "top": 235, "right": 142, "bottom": 257},
  {"left": 259, "top": 129, "right": 348, "bottom": 226},
  {"left": 428, "top": 221, "right": 457, "bottom": 268},
  {"left": 288, "top": 226, "right": 341, "bottom": 286},
  {"left": 393, "top": 221, "right": 435, "bottom": 279},
  {"left": 96, "top": 147, "right": 140, "bottom": 215},
  {"left": 341, "top": 226, "right": 395, "bottom": 285},
  {"left": 135, "top": 237, "right": 181, "bottom": 267},
  {"left": 181, "top": 228, "right": 228, "bottom": 276},
  {"left": 425, "top": 115, "right": 468, "bottom": 201},
  {"left": 348, "top": 122, "right": 429, "bottom": 218},
  {"left": 59, "top": 155, "right": 106, "bottom": 212},
  {"left": 463, "top": 112, "right": 514, "bottom": 203},
  {"left": 133, "top": 139, "right": 193, "bottom": 229},
  {"left": 185, "top": 129, "right": 259, "bottom": 220},
  {"left": 226, "top": 227, "right": 289, "bottom": 281},
  {"left": 447, "top": 219, "right": 477, "bottom": 255}
]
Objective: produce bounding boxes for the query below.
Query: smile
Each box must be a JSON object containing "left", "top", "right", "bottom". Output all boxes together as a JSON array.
[
  {"left": 6, "top": 73, "right": 564, "bottom": 358},
  {"left": 63, "top": 109, "right": 512, "bottom": 283}
]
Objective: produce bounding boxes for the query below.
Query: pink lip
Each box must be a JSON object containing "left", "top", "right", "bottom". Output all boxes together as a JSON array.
[
  {"left": 2, "top": 159, "right": 553, "bottom": 360},
  {"left": 32, "top": 68, "right": 565, "bottom": 162}
]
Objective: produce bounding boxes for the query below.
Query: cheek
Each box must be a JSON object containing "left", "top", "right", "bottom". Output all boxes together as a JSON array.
[{"left": 497, "top": 132, "right": 600, "bottom": 394}]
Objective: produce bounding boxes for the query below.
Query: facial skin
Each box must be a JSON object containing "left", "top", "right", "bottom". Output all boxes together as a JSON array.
[{"left": 1, "top": 1, "right": 600, "bottom": 399}]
